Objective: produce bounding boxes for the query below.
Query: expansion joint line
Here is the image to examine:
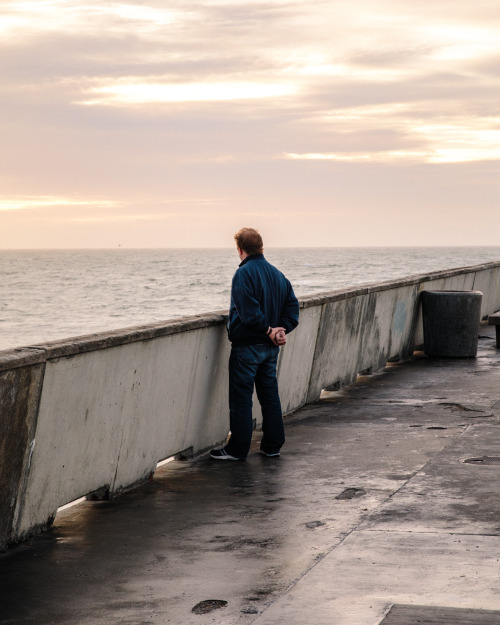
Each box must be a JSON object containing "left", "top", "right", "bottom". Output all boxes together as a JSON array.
[{"left": 249, "top": 421, "right": 472, "bottom": 623}]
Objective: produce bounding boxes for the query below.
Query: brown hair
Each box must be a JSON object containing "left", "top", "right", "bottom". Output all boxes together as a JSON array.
[{"left": 234, "top": 227, "right": 263, "bottom": 255}]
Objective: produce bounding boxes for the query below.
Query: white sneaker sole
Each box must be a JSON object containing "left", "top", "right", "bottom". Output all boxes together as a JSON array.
[{"left": 210, "top": 450, "right": 240, "bottom": 460}]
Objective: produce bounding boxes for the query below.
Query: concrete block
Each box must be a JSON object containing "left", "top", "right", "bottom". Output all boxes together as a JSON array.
[
  {"left": 12, "top": 327, "right": 232, "bottom": 540},
  {"left": 12, "top": 349, "right": 128, "bottom": 540},
  {"left": 0, "top": 362, "right": 44, "bottom": 549},
  {"left": 305, "top": 286, "right": 420, "bottom": 401},
  {"left": 307, "top": 295, "right": 369, "bottom": 402},
  {"left": 389, "top": 287, "right": 422, "bottom": 361},
  {"left": 278, "top": 304, "right": 322, "bottom": 415},
  {"left": 112, "top": 324, "right": 231, "bottom": 491},
  {"left": 473, "top": 268, "right": 500, "bottom": 319},
  {"left": 356, "top": 285, "right": 420, "bottom": 372}
]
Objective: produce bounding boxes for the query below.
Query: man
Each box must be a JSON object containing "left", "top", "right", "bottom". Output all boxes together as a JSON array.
[{"left": 210, "top": 228, "right": 299, "bottom": 461}]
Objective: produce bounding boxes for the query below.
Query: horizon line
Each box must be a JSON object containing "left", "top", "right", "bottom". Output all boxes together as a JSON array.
[{"left": 1, "top": 244, "right": 500, "bottom": 252}]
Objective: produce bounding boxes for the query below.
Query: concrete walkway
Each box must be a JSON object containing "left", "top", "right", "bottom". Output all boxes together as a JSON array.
[{"left": 2, "top": 325, "right": 500, "bottom": 625}]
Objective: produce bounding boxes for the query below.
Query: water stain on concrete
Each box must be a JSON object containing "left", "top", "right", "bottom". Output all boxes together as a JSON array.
[
  {"left": 191, "top": 599, "right": 227, "bottom": 614},
  {"left": 335, "top": 488, "right": 366, "bottom": 500},
  {"left": 209, "top": 535, "right": 280, "bottom": 552},
  {"left": 305, "top": 520, "right": 327, "bottom": 529}
]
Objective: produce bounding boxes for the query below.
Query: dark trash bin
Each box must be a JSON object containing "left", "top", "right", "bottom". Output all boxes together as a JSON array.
[{"left": 421, "top": 290, "right": 483, "bottom": 358}]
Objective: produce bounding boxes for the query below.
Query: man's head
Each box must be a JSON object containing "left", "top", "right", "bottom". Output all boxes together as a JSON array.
[{"left": 234, "top": 227, "right": 263, "bottom": 258}]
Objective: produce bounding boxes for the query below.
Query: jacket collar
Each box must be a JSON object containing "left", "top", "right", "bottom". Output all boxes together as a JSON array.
[{"left": 239, "top": 253, "right": 264, "bottom": 267}]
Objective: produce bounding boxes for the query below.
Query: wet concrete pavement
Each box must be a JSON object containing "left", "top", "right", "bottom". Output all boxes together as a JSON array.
[{"left": 2, "top": 325, "right": 500, "bottom": 624}]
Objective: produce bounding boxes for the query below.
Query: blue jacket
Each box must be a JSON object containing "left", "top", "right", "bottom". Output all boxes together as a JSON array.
[{"left": 228, "top": 254, "right": 299, "bottom": 345}]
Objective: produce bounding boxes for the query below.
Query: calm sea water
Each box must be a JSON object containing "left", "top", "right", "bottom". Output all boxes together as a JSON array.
[{"left": 1, "top": 247, "right": 500, "bottom": 352}]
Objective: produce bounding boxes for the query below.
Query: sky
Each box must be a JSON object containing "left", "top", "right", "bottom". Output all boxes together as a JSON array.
[{"left": 1, "top": 0, "right": 500, "bottom": 248}]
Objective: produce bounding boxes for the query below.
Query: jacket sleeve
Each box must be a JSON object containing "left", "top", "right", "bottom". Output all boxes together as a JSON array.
[
  {"left": 279, "top": 283, "right": 300, "bottom": 334},
  {"left": 231, "top": 270, "right": 268, "bottom": 333}
]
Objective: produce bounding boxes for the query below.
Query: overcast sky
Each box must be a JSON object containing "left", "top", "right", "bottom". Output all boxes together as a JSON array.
[{"left": 1, "top": 0, "right": 500, "bottom": 248}]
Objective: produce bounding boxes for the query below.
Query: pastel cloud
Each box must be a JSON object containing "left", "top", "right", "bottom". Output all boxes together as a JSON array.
[
  {"left": 81, "top": 81, "right": 299, "bottom": 105},
  {"left": 1, "top": 0, "right": 500, "bottom": 247},
  {"left": 0, "top": 197, "right": 120, "bottom": 212}
]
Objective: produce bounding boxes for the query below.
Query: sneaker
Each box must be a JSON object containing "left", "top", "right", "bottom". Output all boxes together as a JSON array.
[
  {"left": 259, "top": 449, "right": 280, "bottom": 457},
  {"left": 210, "top": 448, "right": 241, "bottom": 460}
]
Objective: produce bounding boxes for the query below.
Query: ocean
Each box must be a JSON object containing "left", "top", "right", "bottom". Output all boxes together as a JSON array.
[{"left": 1, "top": 246, "right": 500, "bottom": 352}]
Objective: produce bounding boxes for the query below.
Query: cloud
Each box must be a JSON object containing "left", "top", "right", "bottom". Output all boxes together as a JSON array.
[
  {"left": 281, "top": 101, "right": 500, "bottom": 163},
  {"left": 0, "top": 2, "right": 181, "bottom": 37},
  {"left": 2, "top": 0, "right": 500, "bottom": 247},
  {"left": 0, "top": 196, "right": 120, "bottom": 212},
  {"left": 63, "top": 213, "right": 174, "bottom": 223},
  {"left": 80, "top": 80, "right": 299, "bottom": 105}
]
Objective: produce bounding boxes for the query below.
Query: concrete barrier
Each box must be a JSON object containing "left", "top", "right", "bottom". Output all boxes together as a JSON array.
[
  {"left": 2, "top": 262, "right": 500, "bottom": 548},
  {"left": 305, "top": 283, "right": 420, "bottom": 402},
  {"left": 0, "top": 349, "right": 45, "bottom": 550}
]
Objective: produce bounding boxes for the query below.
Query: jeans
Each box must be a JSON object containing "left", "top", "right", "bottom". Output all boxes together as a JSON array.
[{"left": 225, "top": 343, "right": 284, "bottom": 459}]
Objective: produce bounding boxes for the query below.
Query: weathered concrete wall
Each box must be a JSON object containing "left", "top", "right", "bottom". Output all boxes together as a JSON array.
[
  {"left": 303, "top": 283, "right": 420, "bottom": 402},
  {"left": 278, "top": 304, "right": 322, "bottom": 415},
  {"left": 473, "top": 268, "right": 500, "bottom": 320},
  {"left": 0, "top": 350, "right": 45, "bottom": 550},
  {"left": 12, "top": 323, "right": 232, "bottom": 540},
  {"left": 2, "top": 262, "right": 500, "bottom": 548}
]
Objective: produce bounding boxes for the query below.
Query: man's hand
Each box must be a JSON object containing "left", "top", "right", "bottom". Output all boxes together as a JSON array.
[
  {"left": 274, "top": 329, "right": 286, "bottom": 345},
  {"left": 269, "top": 327, "right": 287, "bottom": 346}
]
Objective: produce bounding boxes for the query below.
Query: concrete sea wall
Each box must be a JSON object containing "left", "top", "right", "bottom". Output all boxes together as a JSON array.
[{"left": 1, "top": 262, "right": 500, "bottom": 549}]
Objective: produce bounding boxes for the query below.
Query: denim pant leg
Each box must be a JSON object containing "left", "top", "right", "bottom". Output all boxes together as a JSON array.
[
  {"left": 255, "top": 345, "right": 284, "bottom": 454},
  {"left": 225, "top": 345, "right": 260, "bottom": 459}
]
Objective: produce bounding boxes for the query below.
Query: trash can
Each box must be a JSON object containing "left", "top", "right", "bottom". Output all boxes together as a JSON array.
[{"left": 421, "top": 290, "right": 483, "bottom": 358}]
